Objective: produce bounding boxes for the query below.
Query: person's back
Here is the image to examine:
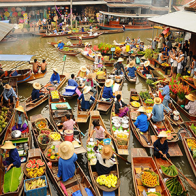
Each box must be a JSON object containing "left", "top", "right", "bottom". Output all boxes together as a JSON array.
[
  {"left": 31, "top": 88, "right": 40, "bottom": 100},
  {"left": 134, "top": 113, "right": 148, "bottom": 132},
  {"left": 41, "top": 60, "right": 47, "bottom": 73},
  {"left": 127, "top": 67, "right": 136, "bottom": 77},
  {"left": 63, "top": 119, "right": 75, "bottom": 130},
  {"left": 152, "top": 104, "right": 164, "bottom": 122},
  {"left": 68, "top": 79, "right": 78, "bottom": 87},
  {"left": 102, "top": 86, "right": 113, "bottom": 99}
]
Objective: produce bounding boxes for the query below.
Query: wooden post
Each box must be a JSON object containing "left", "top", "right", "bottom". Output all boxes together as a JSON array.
[
  {"left": 62, "top": 55, "right": 67, "bottom": 74},
  {"left": 70, "top": 0, "right": 73, "bottom": 28}
]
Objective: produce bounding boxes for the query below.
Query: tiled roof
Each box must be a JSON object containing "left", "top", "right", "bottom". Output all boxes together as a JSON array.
[{"left": 185, "top": 0, "right": 196, "bottom": 10}]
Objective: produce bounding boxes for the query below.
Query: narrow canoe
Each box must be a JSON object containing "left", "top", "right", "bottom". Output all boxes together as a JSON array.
[
  {"left": 25, "top": 74, "right": 69, "bottom": 112},
  {"left": 87, "top": 111, "right": 120, "bottom": 196},
  {"left": 103, "top": 59, "right": 115, "bottom": 67},
  {"left": 136, "top": 69, "right": 154, "bottom": 80},
  {"left": 96, "top": 29, "right": 124, "bottom": 34},
  {"left": 131, "top": 148, "right": 169, "bottom": 196},
  {"left": 67, "top": 33, "right": 102, "bottom": 40},
  {"left": 81, "top": 52, "right": 94, "bottom": 62},
  {"left": 184, "top": 121, "right": 196, "bottom": 138},
  {"left": 50, "top": 42, "right": 85, "bottom": 48},
  {"left": 41, "top": 33, "right": 73, "bottom": 38},
  {"left": 125, "top": 70, "right": 137, "bottom": 83}
]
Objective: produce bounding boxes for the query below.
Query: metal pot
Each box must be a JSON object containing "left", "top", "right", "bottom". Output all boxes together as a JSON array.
[{"left": 11, "top": 130, "right": 21, "bottom": 138}]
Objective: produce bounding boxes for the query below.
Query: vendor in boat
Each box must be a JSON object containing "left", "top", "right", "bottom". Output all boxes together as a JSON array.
[
  {"left": 142, "top": 61, "right": 154, "bottom": 76},
  {"left": 126, "top": 61, "right": 137, "bottom": 79},
  {"left": 81, "top": 26, "right": 85, "bottom": 32},
  {"left": 78, "top": 86, "right": 96, "bottom": 111},
  {"left": 40, "top": 59, "right": 47, "bottom": 73},
  {"left": 3, "top": 84, "right": 18, "bottom": 106},
  {"left": 63, "top": 113, "right": 75, "bottom": 131},
  {"left": 56, "top": 141, "right": 77, "bottom": 182},
  {"left": 31, "top": 82, "right": 44, "bottom": 102},
  {"left": 185, "top": 94, "right": 196, "bottom": 116},
  {"left": 12, "top": 106, "right": 28, "bottom": 132},
  {"left": 87, "top": 119, "right": 116, "bottom": 143},
  {"left": 89, "top": 29, "right": 93, "bottom": 36},
  {"left": 102, "top": 79, "right": 115, "bottom": 99},
  {"left": 78, "top": 36, "right": 82, "bottom": 46},
  {"left": 1, "top": 141, "right": 21, "bottom": 171},
  {"left": 94, "top": 53, "right": 103, "bottom": 66},
  {"left": 153, "top": 131, "right": 170, "bottom": 160},
  {"left": 114, "top": 58, "right": 125, "bottom": 76},
  {"left": 29, "top": 59, "right": 40, "bottom": 74},
  {"left": 139, "top": 41, "right": 144, "bottom": 51},
  {"left": 57, "top": 40, "right": 64, "bottom": 50},
  {"left": 93, "top": 144, "right": 116, "bottom": 176},
  {"left": 125, "top": 37, "right": 131, "bottom": 43},
  {"left": 115, "top": 94, "right": 129, "bottom": 117},
  {"left": 68, "top": 74, "right": 78, "bottom": 88},
  {"left": 50, "top": 68, "right": 60, "bottom": 85},
  {"left": 79, "top": 66, "right": 89, "bottom": 78},
  {"left": 53, "top": 28, "right": 58, "bottom": 34}
]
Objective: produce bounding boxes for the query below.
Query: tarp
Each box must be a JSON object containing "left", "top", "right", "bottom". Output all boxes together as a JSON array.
[
  {"left": 0, "top": 22, "right": 14, "bottom": 42},
  {"left": 0, "top": 55, "right": 34, "bottom": 62}
]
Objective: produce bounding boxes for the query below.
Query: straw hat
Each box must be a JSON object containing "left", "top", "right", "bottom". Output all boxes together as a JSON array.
[
  {"left": 53, "top": 68, "right": 58, "bottom": 73},
  {"left": 101, "top": 145, "right": 113, "bottom": 159},
  {"left": 117, "top": 58, "right": 123, "bottom": 63},
  {"left": 15, "top": 106, "right": 25, "bottom": 113},
  {"left": 185, "top": 94, "right": 196, "bottom": 102},
  {"left": 80, "top": 66, "right": 87, "bottom": 72},
  {"left": 154, "top": 97, "right": 162, "bottom": 105},
  {"left": 4, "top": 84, "right": 12, "bottom": 90},
  {"left": 58, "top": 141, "right": 74, "bottom": 160},
  {"left": 97, "top": 53, "right": 102, "bottom": 57},
  {"left": 144, "top": 61, "right": 150, "bottom": 67},
  {"left": 87, "top": 73, "right": 93, "bottom": 79},
  {"left": 105, "top": 79, "right": 113, "bottom": 87},
  {"left": 128, "top": 61, "right": 135, "bottom": 67},
  {"left": 162, "top": 79, "right": 169, "bottom": 84},
  {"left": 59, "top": 40, "right": 62, "bottom": 42},
  {"left": 79, "top": 37, "right": 82, "bottom": 40},
  {"left": 66, "top": 25, "right": 69, "bottom": 27},
  {"left": 1, "top": 141, "right": 16, "bottom": 149},
  {"left": 83, "top": 86, "right": 91, "bottom": 94},
  {"left": 158, "top": 131, "right": 168, "bottom": 138},
  {"left": 137, "top": 106, "right": 146, "bottom": 113},
  {"left": 85, "top": 42, "right": 89, "bottom": 46},
  {"left": 33, "top": 82, "right": 41, "bottom": 90}
]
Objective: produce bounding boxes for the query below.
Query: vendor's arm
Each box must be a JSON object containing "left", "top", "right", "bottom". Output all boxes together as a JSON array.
[
  {"left": 115, "top": 102, "right": 120, "bottom": 114},
  {"left": 87, "top": 129, "right": 95, "bottom": 142},
  {"left": 90, "top": 96, "right": 95, "bottom": 101},
  {"left": 50, "top": 74, "right": 54, "bottom": 83},
  {"left": 153, "top": 139, "right": 161, "bottom": 153},
  {"left": 185, "top": 102, "right": 191, "bottom": 110},
  {"left": 93, "top": 79, "right": 100, "bottom": 87},
  {"left": 121, "top": 100, "right": 127, "bottom": 107},
  {"left": 134, "top": 117, "right": 139, "bottom": 127},
  {"left": 11, "top": 88, "right": 17, "bottom": 99},
  {"left": 161, "top": 86, "right": 169, "bottom": 96},
  {"left": 3, "top": 92, "right": 8, "bottom": 101},
  {"left": 10, "top": 149, "right": 21, "bottom": 168}
]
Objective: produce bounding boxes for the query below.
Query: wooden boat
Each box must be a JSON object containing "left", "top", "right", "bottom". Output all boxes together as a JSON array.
[
  {"left": 131, "top": 148, "right": 169, "bottom": 196},
  {"left": 154, "top": 157, "right": 188, "bottom": 196},
  {"left": 95, "top": 69, "right": 107, "bottom": 86},
  {"left": 87, "top": 111, "right": 120, "bottom": 196},
  {"left": 96, "top": 29, "right": 124, "bottom": 34},
  {"left": 97, "top": 87, "right": 114, "bottom": 114},
  {"left": 184, "top": 121, "right": 196, "bottom": 138},
  {"left": 125, "top": 70, "right": 137, "bottom": 83},
  {"left": 58, "top": 49, "right": 80, "bottom": 56},
  {"left": 81, "top": 52, "right": 94, "bottom": 62},
  {"left": 72, "top": 31, "right": 88, "bottom": 35},
  {"left": 136, "top": 69, "right": 154, "bottom": 80},
  {"left": 50, "top": 42, "right": 85, "bottom": 48},
  {"left": 103, "top": 59, "right": 115, "bottom": 67},
  {"left": 41, "top": 33, "right": 73, "bottom": 38},
  {"left": 25, "top": 73, "right": 69, "bottom": 112},
  {"left": 67, "top": 33, "right": 102, "bottom": 40}
]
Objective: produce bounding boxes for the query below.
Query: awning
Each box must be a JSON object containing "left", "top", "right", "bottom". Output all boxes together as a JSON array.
[
  {"left": 99, "top": 11, "right": 157, "bottom": 18},
  {"left": 0, "top": 22, "right": 14, "bottom": 42},
  {"left": 0, "top": 55, "right": 34, "bottom": 62},
  {"left": 148, "top": 11, "right": 196, "bottom": 34}
]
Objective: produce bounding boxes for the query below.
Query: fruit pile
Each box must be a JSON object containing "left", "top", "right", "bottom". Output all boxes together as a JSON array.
[
  {"left": 141, "top": 171, "right": 159, "bottom": 187},
  {"left": 47, "top": 145, "right": 60, "bottom": 160},
  {"left": 131, "top": 96, "right": 139, "bottom": 101},
  {"left": 51, "top": 91, "right": 60, "bottom": 100},
  {"left": 39, "top": 134, "right": 50, "bottom": 145},
  {"left": 0, "top": 107, "right": 9, "bottom": 132},
  {"left": 25, "top": 178, "right": 46, "bottom": 191},
  {"left": 187, "top": 138, "right": 196, "bottom": 150},
  {"left": 115, "top": 47, "right": 121, "bottom": 55},
  {"left": 131, "top": 101, "right": 141, "bottom": 108},
  {"left": 161, "top": 62, "right": 170, "bottom": 67},
  {"left": 40, "top": 129, "right": 51, "bottom": 135},
  {"left": 190, "top": 124, "right": 196, "bottom": 134},
  {"left": 26, "top": 159, "right": 45, "bottom": 178},
  {"left": 161, "top": 165, "right": 178, "bottom": 177},
  {"left": 96, "top": 174, "right": 118, "bottom": 188},
  {"left": 36, "top": 120, "right": 47, "bottom": 130},
  {"left": 49, "top": 132, "right": 61, "bottom": 141}
]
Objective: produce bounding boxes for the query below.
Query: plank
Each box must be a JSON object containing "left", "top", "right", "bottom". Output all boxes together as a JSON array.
[
  {"left": 131, "top": 148, "right": 148, "bottom": 157},
  {"left": 90, "top": 111, "right": 100, "bottom": 116},
  {"left": 117, "top": 149, "right": 129, "bottom": 156},
  {"left": 28, "top": 148, "right": 41, "bottom": 158}
]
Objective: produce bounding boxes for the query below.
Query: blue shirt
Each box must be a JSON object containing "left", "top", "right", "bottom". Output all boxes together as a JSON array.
[
  {"left": 102, "top": 87, "right": 114, "bottom": 99},
  {"left": 6, "top": 148, "right": 21, "bottom": 167},
  {"left": 58, "top": 42, "right": 64, "bottom": 50},
  {"left": 68, "top": 79, "right": 78, "bottom": 88},
  {"left": 3, "top": 88, "right": 17, "bottom": 101},
  {"left": 160, "top": 85, "right": 170, "bottom": 100},
  {"left": 78, "top": 94, "right": 95, "bottom": 110},
  {"left": 127, "top": 67, "right": 137, "bottom": 77},
  {"left": 152, "top": 104, "right": 164, "bottom": 122},
  {"left": 134, "top": 113, "right": 149, "bottom": 133},
  {"left": 50, "top": 73, "right": 60, "bottom": 84},
  {"left": 31, "top": 89, "right": 41, "bottom": 100},
  {"left": 153, "top": 139, "right": 168, "bottom": 154},
  {"left": 57, "top": 153, "right": 77, "bottom": 182}
]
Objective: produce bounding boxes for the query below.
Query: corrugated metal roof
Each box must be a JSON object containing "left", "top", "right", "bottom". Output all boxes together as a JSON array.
[
  {"left": 0, "top": 55, "right": 34, "bottom": 61},
  {"left": 0, "top": 22, "right": 14, "bottom": 42},
  {"left": 148, "top": 11, "right": 196, "bottom": 34}
]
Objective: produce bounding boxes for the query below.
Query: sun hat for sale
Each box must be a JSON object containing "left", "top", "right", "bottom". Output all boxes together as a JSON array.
[
  {"left": 80, "top": 66, "right": 87, "bottom": 72},
  {"left": 137, "top": 106, "right": 146, "bottom": 113},
  {"left": 58, "top": 141, "right": 74, "bottom": 160},
  {"left": 15, "top": 106, "right": 25, "bottom": 113},
  {"left": 154, "top": 97, "right": 162, "bottom": 105},
  {"left": 185, "top": 94, "right": 196, "bottom": 102},
  {"left": 158, "top": 131, "right": 168, "bottom": 138},
  {"left": 105, "top": 79, "right": 113, "bottom": 87},
  {"left": 33, "top": 82, "right": 41, "bottom": 90},
  {"left": 83, "top": 86, "right": 91, "bottom": 94},
  {"left": 1, "top": 141, "right": 16, "bottom": 149},
  {"left": 117, "top": 58, "right": 123, "bottom": 63},
  {"left": 101, "top": 145, "right": 113, "bottom": 159},
  {"left": 4, "top": 84, "right": 12, "bottom": 90}
]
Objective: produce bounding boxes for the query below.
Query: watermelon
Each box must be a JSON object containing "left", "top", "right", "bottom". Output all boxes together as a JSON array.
[
  {"left": 36, "top": 164, "right": 39, "bottom": 169},
  {"left": 38, "top": 162, "right": 45, "bottom": 167},
  {"left": 26, "top": 162, "right": 32, "bottom": 168},
  {"left": 29, "top": 160, "right": 33, "bottom": 164},
  {"left": 36, "top": 159, "right": 42, "bottom": 164},
  {"left": 32, "top": 159, "right": 36, "bottom": 164},
  {"left": 31, "top": 164, "right": 36, "bottom": 168},
  {"left": 47, "top": 153, "right": 51, "bottom": 157}
]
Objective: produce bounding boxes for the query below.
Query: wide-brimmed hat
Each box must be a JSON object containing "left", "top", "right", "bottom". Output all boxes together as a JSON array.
[
  {"left": 53, "top": 68, "right": 58, "bottom": 73},
  {"left": 154, "top": 97, "right": 162, "bottom": 105},
  {"left": 144, "top": 61, "right": 150, "bottom": 67},
  {"left": 158, "top": 131, "right": 168, "bottom": 138},
  {"left": 137, "top": 106, "right": 146, "bottom": 113},
  {"left": 80, "top": 66, "right": 87, "bottom": 72},
  {"left": 1, "top": 141, "right": 16, "bottom": 149},
  {"left": 97, "top": 53, "right": 102, "bottom": 57},
  {"left": 117, "top": 58, "right": 123, "bottom": 63},
  {"left": 105, "top": 79, "right": 113, "bottom": 87},
  {"left": 162, "top": 79, "right": 169, "bottom": 84},
  {"left": 58, "top": 141, "right": 74, "bottom": 160},
  {"left": 4, "top": 84, "right": 12, "bottom": 90},
  {"left": 87, "top": 73, "right": 93, "bottom": 79},
  {"left": 33, "top": 82, "right": 41, "bottom": 90},
  {"left": 185, "top": 94, "right": 196, "bottom": 102},
  {"left": 15, "top": 106, "right": 25, "bottom": 113},
  {"left": 128, "top": 61, "right": 135, "bottom": 67},
  {"left": 83, "top": 86, "right": 91, "bottom": 94},
  {"left": 58, "top": 40, "right": 62, "bottom": 42},
  {"left": 101, "top": 145, "right": 113, "bottom": 159},
  {"left": 84, "top": 42, "right": 89, "bottom": 46}
]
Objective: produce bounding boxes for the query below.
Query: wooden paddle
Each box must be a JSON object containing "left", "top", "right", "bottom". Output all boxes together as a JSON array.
[{"left": 75, "top": 170, "right": 88, "bottom": 196}]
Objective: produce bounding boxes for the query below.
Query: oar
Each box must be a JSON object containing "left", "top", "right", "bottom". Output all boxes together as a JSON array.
[
  {"left": 97, "top": 141, "right": 131, "bottom": 164},
  {"left": 75, "top": 170, "right": 88, "bottom": 196}
]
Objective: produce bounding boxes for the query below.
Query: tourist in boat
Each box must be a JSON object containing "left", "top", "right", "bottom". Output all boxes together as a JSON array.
[
  {"left": 115, "top": 94, "right": 129, "bottom": 117},
  {"left": 88, "top": 29, "right": 93, "bottom": 36},
  {"left": 12, "top": 106, "right": 28, "bottom": 132},
  {"left": 79, "top": 66, "right": 89, "bottom": 78},
  {"left": 81, "top": 26, "right": 85, "bottom": 32},
  {"left": 53, "top": 28, "right": 58, "bottom": 34},
  {"left": 185, "top": 94, "right": 196, "bottom": 116},
  {"left": 139, "top": 41, "right": 144, "bottom": 51},
  {"left": 87, "top": 119, "right": 116, "bottom": 142},
  {"left": 40, "top": 59, "right": 47, "bottom": 73},
  {"left": 78, "top": 86, "right": 96, "bottom": 111},
  {"left": 85, "top": 73, "right": 100, "bottom": 97},
  {"left": 153, "top": 131, "right": 170, "bottom": 160},
  {"left": 114, "top": 58, "right": 125, "bottom": 75},
  {"left": 126, "top": 61, "right": 136, "bottom": 78},
  {"left": 57, "top": 40, "right": 65, "bottom": 50},
  {"left": 94, "top": 53, "right": 103, "bottom": 65},
  {"left": 93, "top": 144, "right": 116, "bottom": 176},
  {"left": 78, "top": 36, "right": 82, "bottom": 46},
  {"left": 68, "top": 74, "right": 78, "bottom": 88},
  {"left": 102, "top": 79, "right": 115, "bottom": 99},
  {"left": 1, "top": 141, "right": 21, "bottom": 171},
  {"left": 56, "top": 141, "right": 77, "bottom": 182},
  {"left": 3, "top": 84, "right": 18, "bottom": 106},
  {"left": 125, "top": 37, "right": 131, "bottom": 43},
  {"left": 89, "top": 24, "right": 92, "bottom": 30},
  {"left": 31, "top": 82, "right": 44, "bottom": 102},
  {"left": 29, "top": 59, "right": 40, "bottom": 74},
  {"left": 50, "top": 68, "right": 60, "bottom": 85},
  {"left": 137, "top": 37, "right": 141, "bottom": 44},
  {"left": 63, "top": 113, "right": 75, "bottom": 131}
]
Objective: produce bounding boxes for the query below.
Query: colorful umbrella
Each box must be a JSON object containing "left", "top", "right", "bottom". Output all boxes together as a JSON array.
[{"left": 4, "top": 11, "right": 10, "bottom": 17}]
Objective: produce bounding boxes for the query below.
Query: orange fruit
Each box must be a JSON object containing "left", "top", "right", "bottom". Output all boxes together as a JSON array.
[{"left": 48, "top": 149, "right": 52, "bottom": 153}]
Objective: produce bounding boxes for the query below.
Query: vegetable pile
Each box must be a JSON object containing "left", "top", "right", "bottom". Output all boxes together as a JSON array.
[
  {"left": 161, "top": 165, "right": 178, "bottom": 177},
  {"left": 25, "top": 178, "right": 46, "bottom": 191},
  {"left": 139, "top": 91, "right": 151, "bottom": 100},
  {"left": 146, "top": 79, "right": 155, "bottom": 86},
  {"left": 145, "top": 99, "right": 154, "bottom": 105},
  {"left": 141, "top": 170, "right": 159, "bottom": 187},
  {"left": 190, "top": 124, "right": 196, "bottom": 135},
  {"left": 96, "top": 174, "right": 118, "bottom": 188}
]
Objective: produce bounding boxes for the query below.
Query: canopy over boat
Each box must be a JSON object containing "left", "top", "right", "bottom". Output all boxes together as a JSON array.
[{"left": 0, "top": 54, "right": 34, "bottom": 62}]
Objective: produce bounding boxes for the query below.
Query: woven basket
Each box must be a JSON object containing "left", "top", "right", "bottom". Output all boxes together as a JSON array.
[
  {"left": 141, "top": 170, "right": 159, "bottom": 188},
  {"left": 38, "top": 134, "right": 51, "bottom": 151},
  {"left": 35, "top": 118, "right": 48, "bottom": 132},
  {"left": 39, "top": 128, "right": 52, "bottom": 135}
]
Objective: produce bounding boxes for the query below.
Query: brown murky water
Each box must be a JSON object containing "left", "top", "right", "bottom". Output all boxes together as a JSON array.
[{"left": 0, "top": 30, "right": 195, "bottom": 195}]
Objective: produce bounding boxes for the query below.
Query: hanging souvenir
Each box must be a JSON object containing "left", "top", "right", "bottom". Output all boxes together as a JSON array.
[
  {"left": 16, "top": 7, "right": 22, "bottom": 12},
  {"left": 18, "top": 12, "right": 22, "bottom": 16},
  {"left": 12, "top": 12, "right": 18, "bottom": 17},
  {"left": 4, "top": 8, "right": 8, "bottom": 12},
  {"left": 8, "top": 7, "right": 11, "bottom": 12},
  {"left": 11, "top": 7, "right": 15, "bottom": 12},
  {"left": 4, "top": 11, "right": 10, "bottom": 17}
]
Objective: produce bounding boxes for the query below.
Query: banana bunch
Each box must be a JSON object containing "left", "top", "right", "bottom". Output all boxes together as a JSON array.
[{"left": 25, "top": 178, "right": 46, "bottom": 191}]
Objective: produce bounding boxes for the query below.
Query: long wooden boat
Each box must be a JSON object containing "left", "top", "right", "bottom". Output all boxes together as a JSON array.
[
  {"left": 154, "top": 157, "right": 188, "bottom": 196},
  {"left": 87, "top": 111, "right": 120, "bottom": 196},
  {"left": 131, "top": 148, "right": 169, "bottom": 196},
  {"left": 136, "top": 69, "right": 154, "bottom": 80},
  {"left": 67, "top": 33, "right": 102, "bottom": 40},
  {"left": 184, "top": 121, "right": 196, "bottom": 138},
  {"left": 50, "top": 42, "right": 85, "bottom": 48},
  {"left": 25, "top": 73, "right": 69, "bottom": 112},
  {"left": 125, "top": 69, "right": 137, "bottom": 83},
  {"left": 41, "top": 33, "right": 73, "bottom": 38},
  {"left": 96, "top": 29, "right": 124, "bottom": 34},
  {"left": 103, "top": 59, "right": 115, "bottom": 67},
  {"left": 81, "top": 52, "right": 94, "bottom": 61},
  {"left": 58, "top": 49, "right": 80, "bottom": 56}
]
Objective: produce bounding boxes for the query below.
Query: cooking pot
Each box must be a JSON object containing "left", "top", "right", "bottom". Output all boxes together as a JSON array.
[{"left": 11, "top": 130, "right": 21, "bottom": 138}]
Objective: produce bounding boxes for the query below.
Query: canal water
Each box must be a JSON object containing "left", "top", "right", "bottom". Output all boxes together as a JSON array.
[{"left": 0, "top": 30, "right": 195, "bottom": 195}]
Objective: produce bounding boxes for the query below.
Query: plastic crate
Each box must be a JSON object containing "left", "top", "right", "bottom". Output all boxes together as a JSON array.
[{"left": 24, "top": 175, "right": 48, "bottom": 196}]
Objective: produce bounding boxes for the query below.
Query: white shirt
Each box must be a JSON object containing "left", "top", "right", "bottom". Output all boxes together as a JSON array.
[{"left": 95, "top": 153, "right": 115, "bottom": 168}]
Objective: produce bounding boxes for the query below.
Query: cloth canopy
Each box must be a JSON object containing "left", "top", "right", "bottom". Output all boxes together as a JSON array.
[
  {"left": 0, "top": 55, "right": 34, "bottom": 62},
  {"left": 0, "top": 22, "right": 14, "bottom": 42}
]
